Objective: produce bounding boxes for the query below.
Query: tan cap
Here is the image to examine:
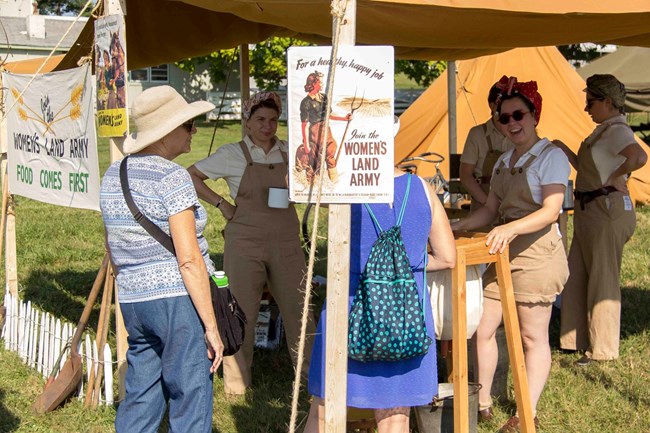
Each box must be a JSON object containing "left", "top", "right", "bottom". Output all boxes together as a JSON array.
[{"left": 585, "top": 74, "right": 626, "bottom": 109}]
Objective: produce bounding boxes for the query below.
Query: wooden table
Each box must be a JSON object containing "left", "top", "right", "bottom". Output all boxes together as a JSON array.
[{"left": 450, "top": 233, "right": 537, "bottom": 433}]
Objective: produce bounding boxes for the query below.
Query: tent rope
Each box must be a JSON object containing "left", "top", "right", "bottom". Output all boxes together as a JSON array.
[
  {"left": 288, "top": 1, "right": 350, "bottom": 431},
  {"left": 0, "top": 0, "right": 95, "bottom": 123},
  {"left": 0, "top": 17, "right": 10, "bottom": 68},
  {"left": 207, "top": 47, "right": 239, "bottom": 157},
  {"left": 457, "top": 67, "right": 479, "bottom": 126}
]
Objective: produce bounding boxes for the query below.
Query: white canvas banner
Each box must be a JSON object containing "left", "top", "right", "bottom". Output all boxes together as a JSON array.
[
  {"left": 3, "top": 64, "right": 100, "bottom": 211},
  {"left": 287, "top": 45, "right": 394, "bottom": 203}
]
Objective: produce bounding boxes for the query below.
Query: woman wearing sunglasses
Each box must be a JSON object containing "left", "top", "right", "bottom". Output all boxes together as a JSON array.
[
  {"left": 555, "top": 74, "right": 647, "bottom": 366},
  {"left": 188, "top": 92, "right": 316, "bottom": 397},
  {"left": 452, "top": 76, "right": 570, "bottom": 432},
  {"left": 100, "top": 86, "right": 222, "bottom": 432}
]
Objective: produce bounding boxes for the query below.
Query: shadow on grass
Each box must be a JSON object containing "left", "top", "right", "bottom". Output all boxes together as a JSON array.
[
  {"left": 549, "top": 285, "right": 650, "bottom": 350},
  {"left": 0, "top": 388, "right": 20, "bottom": 432},
  {"left": 550, "top": 285, "right": 650, "bottom": 411},
  {"left": 22, "top": 268, "right": 105, "bottom": 327},
  {"left": 20, "top": 253, "right": 225, "bottom": 327},
  {"left": 620, "top": 286, "right": 650, "bottom": 339},
  {"left": 227, "top": 346, "right": 313, "bottom": 433}
]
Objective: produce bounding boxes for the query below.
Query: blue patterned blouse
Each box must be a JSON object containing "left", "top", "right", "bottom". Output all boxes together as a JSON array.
[{"left": 100, "top": 154, "right": 215, "bottom": 303}]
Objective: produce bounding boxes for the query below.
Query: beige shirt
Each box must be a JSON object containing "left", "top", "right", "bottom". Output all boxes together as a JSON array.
[
  {"left": 460, "top": 118, "right": 513, "bottom": 178},
  {"left": 587, "top": 114, "right": 636, "bottom": 185},
  {"left": 193, "top": 135, "right": 288, "bottom": 199}
]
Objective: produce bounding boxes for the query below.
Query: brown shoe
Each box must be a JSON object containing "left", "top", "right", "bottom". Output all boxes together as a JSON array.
[
  {"left": 498, "top": 415, "right": 540, "bottom": 433},
  {"left": 478, "top": 407, "right": 494, "bottom": 422}
]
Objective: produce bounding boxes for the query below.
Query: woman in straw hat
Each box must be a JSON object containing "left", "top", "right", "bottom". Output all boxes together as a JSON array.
[
  {"left": 556, "top": 74, "right": 647, "bottom": 366},
  {"left": 100, "top": 86, "right": 221, "bottom": 433},
  {"left": 452, "top": 76, "right": 570, "bottom": 432},
  {"left": 188, "top": 92, "right": 316, "bottom": 397}
]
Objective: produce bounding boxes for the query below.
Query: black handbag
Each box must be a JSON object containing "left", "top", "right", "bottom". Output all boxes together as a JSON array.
[{"left": 119, "top": 156, "right": 246, "bottom": 356}]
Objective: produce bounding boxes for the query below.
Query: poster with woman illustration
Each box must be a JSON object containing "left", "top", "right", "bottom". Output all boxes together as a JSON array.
[
  {"left": 287, "top": 46, "right": 394, "bottom": 203},
  {"left": 94, "top": 14, "right": 128, "bottom": 137}
]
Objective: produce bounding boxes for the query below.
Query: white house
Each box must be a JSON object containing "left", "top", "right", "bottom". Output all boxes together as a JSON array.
[{"left": 0, "top": 1, "right": 242, "bottom": 118}]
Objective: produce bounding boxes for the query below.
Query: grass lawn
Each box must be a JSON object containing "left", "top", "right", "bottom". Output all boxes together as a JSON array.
[{"left": 1, "top": 120, "right": 649, "bottom": 432}]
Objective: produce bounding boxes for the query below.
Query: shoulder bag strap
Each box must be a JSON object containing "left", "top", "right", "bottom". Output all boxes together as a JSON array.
[
  {"left": 119, "top": 156, "right": 176, "bottom": 256},
  {"left": 396, "top": 173, "right": 411, "bottom": 226}
]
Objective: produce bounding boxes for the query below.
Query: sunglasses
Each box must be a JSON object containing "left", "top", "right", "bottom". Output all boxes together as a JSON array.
[
  {"left": 586, "top": 97, "right": 605, "bottom": 109},
  {"left": 182, "top": 119, "right": 195, "bottom": 132},
  {"left": 498, "top": 110, "right": 530, "bottom": 125}
]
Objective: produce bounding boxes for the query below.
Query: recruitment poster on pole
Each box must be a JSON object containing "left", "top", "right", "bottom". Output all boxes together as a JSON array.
[
  {"left": 3, "top": 64, "right": 101, "bottom": 211},
  {"left": 94, "top": 14, "right": 128, "bottom": 138},
  {"left": 287, "top": 46, "right": 394, "bottom": 203}
]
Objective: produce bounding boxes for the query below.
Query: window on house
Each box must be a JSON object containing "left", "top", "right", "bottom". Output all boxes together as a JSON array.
[
  {"left": 150, "top": 65, "right": 169, "bottom": 82},
  {"left": 128, "top": 65, "right": 169, "bottom": 83},
  {"left": 130, "top": 69, "right": 149, "bottom": 82}
]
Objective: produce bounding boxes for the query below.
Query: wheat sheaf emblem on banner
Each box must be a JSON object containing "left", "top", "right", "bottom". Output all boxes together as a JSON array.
[{"left": 12, "top": 83, "right": 84, "bottom": 137}]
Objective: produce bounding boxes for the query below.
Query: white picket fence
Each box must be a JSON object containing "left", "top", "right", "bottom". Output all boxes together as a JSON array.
[{"left": 1, "top": 291, "right": 115, "bottom": 406}]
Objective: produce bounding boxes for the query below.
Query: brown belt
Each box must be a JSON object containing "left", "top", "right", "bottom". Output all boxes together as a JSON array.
[{"left": 574, "top": 186, "right": 617, "bottom": 210}]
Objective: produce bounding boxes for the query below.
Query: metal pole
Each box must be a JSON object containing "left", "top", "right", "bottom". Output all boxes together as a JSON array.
[
  {"left": 447, "top": 60, "right": 457, "bottom": 158},
  {"left": 239, "top": 44, "right": 250, "bottom": 138}
]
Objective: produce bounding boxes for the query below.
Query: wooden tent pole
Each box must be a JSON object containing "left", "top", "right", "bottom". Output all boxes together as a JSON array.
[
  {"left": 324, "top": 2, "right": 355, "bottom": 432},
  {"left": 0, "top": 73, "right": 18, "bottom": 296},
  {"left": 239, "top": 44, "right": 250, "bottom": 138},
  {"left": 103, "top": 0, "right": 129, "bottom": 402},
  {"left": 447, "top": 60, "right": 457, "bottom": 160},
  {"left": 0, "top": 149, "right": 18, "bottom": 296}
]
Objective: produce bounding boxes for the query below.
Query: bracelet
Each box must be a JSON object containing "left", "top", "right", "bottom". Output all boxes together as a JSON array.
[{"left": 215, "top": 197, "right": 224, "bottom": 208}]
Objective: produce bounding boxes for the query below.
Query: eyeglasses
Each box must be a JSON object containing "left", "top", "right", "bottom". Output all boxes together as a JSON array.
[
  {"left": 586, "top": 97, "right": 605, "bottom": 109},
  {"left": 182, "top": 119, "right": 195, "bottom": 132},
  {"left": 498, "top": 110, "right": 530, "bottom": 125}
]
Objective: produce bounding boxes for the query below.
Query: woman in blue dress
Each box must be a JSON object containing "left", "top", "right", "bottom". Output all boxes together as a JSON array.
[{"left": 303, "top": 168, "right": 456, "bottom": 433}]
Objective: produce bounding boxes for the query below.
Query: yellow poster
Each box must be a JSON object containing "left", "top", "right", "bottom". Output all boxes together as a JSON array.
[{"left": 95, "top": 14, "right": 128, "bottom": 137}]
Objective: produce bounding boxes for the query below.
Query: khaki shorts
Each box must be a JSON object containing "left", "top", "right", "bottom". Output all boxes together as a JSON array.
[{"left": 483, "top": 224, "right": 569, "bottom": 304}]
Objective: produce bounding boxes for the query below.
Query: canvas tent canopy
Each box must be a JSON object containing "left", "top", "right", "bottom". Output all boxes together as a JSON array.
[
  {"left": 2, "top": 55, "right": 66, "bottom": 74},
  {"left": 7, "top": 2, "right": 650, "bottom": 201},
  {"left": 47, "top": 0, "right": 650, "bottom": 72},
  {"left": 394, "top": 46, "right": 650, "bottom": 205},
  {"left": 577, "top": 46, "right": 650, "bottom": 113}
]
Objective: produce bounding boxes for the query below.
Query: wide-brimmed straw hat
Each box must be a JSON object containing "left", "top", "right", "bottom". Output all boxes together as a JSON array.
[{"left": 122, "top": 85, "right": 215, "bottom": 154}]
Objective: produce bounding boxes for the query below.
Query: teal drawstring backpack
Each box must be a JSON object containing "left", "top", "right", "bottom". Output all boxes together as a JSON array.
[{"left": 348, "top": 174, "right": 432, "bottom": 362}]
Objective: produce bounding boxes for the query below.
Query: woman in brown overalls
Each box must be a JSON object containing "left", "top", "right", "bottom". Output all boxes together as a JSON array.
[
  {"left": 188, "top": 92, "right": 316, "bottom": 396},
  {"left": 460, "top": 80, "right": 513, "bottom": 213},
  {"left": 556, "top": 74, "right": 648, "bottom": 366},
  {"left": 452, "top": 77, "right": 570, "bottom": 433}
]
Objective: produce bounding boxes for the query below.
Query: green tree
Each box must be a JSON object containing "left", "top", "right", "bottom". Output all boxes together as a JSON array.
[
  {"left": 175, "top": 49, "right": 240, "bottom": 88},
  {"left": 175, "top": 38, "right": 313, "bottom": 91},
  {"left": 395, "top": 60, "right": 446, "bottom": 87},
  {"left": 36, "top": 0, "right": 89, "bottom": 16},
  {"left": 177, "top": 37, "right": 445, "bottom": 90},
  {"left": 558, "top": 44, "right": 609, "bottom": 67}
]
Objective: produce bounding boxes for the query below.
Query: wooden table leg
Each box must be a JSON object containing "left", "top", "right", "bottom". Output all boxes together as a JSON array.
[
  {"left": 452, "top": 249, "right": 469, "bottom": 433},
  {"left": 496, "top": 249, "right": 536, "bottom": 433}
]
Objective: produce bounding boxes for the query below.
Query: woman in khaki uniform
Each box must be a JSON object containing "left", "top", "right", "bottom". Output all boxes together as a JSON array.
[
  {"left": 188, "top": 92, "right": 315, "bottom": 396},
  {"left": 556, "top": 74, "right": 648, "bottom": 365},
  {"left": 460, "top": 81, "right": 513, "bottom": 212},
  {"left": 452, "top": 77, "right": 570, "bottom": 433}
]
